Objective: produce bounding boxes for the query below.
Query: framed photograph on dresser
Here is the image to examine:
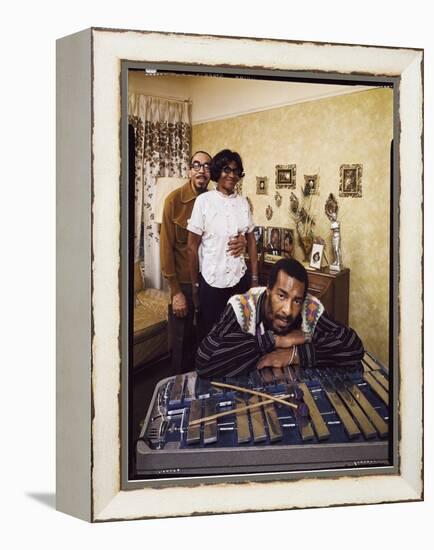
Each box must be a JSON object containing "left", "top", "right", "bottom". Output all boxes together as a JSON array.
[
  {"left": 57, "top": 28, "right": 423, "bottom": 522},
  {"left": 310, "top": 242, "right": 324, "bottom": 270}
]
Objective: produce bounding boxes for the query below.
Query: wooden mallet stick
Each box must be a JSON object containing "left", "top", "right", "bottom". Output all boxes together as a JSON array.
[
  {"left": 188, "top": 395, "right": 291, "bottom": 427},
  {"left": 211, "top": 381, "right": 299, "bottom": 410}
]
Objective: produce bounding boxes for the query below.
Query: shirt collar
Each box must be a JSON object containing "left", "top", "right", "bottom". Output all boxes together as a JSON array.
[
  {"left": 215, "top": 189, "right": 238, "bottom": 199},
  {"left": 180, "top": 180, "right": 199, "bottom": 203}
]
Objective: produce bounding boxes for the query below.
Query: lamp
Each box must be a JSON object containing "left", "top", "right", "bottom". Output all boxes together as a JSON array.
[{"left": 153, "top": 176, "right": 188, "bottom": 224}]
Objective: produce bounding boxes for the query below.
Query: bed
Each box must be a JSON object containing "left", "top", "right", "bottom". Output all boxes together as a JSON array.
[{"left": 133, "top": 263, "right": 170, "bottom": 369}]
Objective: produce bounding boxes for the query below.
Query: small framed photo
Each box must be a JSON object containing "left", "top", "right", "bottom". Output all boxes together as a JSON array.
[
  {"left": 256, "top": 176, "right": 268, "bottom": 194},
  {"left": 265, "top": 226, "right": 283, "bottom": 256},
  {"left": 281, "top": 228, "right": 294, "bottom": 257},
  {"left": 339, "top": 164, "right": 362, "bottom": 197},
  {"left": 275, "top": 164, "right": 296, "bottom": 188},
  {"left": 303, "top": 174, "right": 319, "bottom": 195},
  {"left": 253, "top": 225, "right": 264, "bottom": 252},
  {"left": 310, "top": 242, "right": 325, "bottom": 270}
]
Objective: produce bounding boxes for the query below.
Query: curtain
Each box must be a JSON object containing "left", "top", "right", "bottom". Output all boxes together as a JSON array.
[{"left": 128, "top": 95, "right": 191, "bottom": 288}]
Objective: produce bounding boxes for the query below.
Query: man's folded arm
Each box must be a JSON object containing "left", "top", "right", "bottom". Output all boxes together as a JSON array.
[
  {"left": 196, "top": 304, "right": 275, "bottom": 378},
  {"left": 297, "top": 311, "right": 364, "bottom": 369}
]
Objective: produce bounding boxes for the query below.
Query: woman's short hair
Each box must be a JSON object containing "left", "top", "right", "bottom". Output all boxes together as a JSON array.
[{"left": 210, "top": 149, "right": 244, "bottom": 182}]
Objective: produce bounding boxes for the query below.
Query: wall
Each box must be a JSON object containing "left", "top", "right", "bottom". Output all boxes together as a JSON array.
[
  {"left": 128, "top": 71, "right": 192, "bottom": 100},
  {"left": 192, "top": 88, "right": 393, "bottom": 365},
  {"left": 188, "top": 76, "right": 370, "bottom": 124}
]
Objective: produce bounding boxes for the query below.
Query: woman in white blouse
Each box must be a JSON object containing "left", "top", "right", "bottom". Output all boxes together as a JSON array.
[{"left": 187, "top": 149, "right": 259, "bottom": 338}]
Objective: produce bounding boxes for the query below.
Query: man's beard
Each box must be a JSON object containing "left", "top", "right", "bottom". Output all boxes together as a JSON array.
[
  {"left": 273, "top": 315, "right": 300, "bottom": 335},
  {"left": 192, "top": 176, "right": 208, "bottom": 193},
  {"left": 263, "top": 295, "right": 301, "bottom": 335}
]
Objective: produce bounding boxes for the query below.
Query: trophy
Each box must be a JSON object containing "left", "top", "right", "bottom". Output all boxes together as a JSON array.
[{"left": 324, "top": 193, "right": 342, "bottom": 272}]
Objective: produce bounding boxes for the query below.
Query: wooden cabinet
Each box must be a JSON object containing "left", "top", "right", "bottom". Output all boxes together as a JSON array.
[
  {"left": 250, "top": 256, "right": 350, "bottom": 325},
  {"left": 306, "top": 267, "right": 349, "bottom": 325}
]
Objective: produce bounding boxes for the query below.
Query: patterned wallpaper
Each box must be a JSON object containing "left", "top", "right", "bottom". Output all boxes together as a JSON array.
[{"left": 192, "top": 88, "right": 393, "bottom": 365}]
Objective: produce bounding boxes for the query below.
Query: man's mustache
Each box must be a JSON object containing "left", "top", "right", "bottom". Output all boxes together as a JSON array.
[{"left": 276, "top": 315, "right": 294, "bottom": 325}]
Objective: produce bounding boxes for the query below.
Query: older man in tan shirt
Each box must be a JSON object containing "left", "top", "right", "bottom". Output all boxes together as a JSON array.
[{"left": 160, "top": 150, "right": 245, "bottom": 373}]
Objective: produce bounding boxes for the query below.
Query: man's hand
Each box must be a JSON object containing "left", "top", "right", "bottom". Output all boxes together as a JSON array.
[
  {"left": 227, "top": 232, "right": 246, "bottom": 257},
  {"left": 274, "top": 329, "right": 305, "bottom": 349},
  {"left": 256, "top": 348, "right": 294, "bottom": 370},
  {"left": 172, "top": 292, "right": 188, "bottom": 318}
]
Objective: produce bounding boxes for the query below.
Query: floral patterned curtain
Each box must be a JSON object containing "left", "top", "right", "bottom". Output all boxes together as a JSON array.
[{"left": 128, "top": 95, "right": 191, "bottom": 288}]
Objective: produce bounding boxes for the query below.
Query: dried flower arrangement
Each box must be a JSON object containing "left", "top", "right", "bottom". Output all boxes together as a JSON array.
[{"left": 289, "top": 180, "right": 317, "bottom": 261}]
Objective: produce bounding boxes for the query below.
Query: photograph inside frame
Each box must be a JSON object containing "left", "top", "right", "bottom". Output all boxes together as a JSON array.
[{"left": 126, "top": 68, "right": 394, "bottom": 480}]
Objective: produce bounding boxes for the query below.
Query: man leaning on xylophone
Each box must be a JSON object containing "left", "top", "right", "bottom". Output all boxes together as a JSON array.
[{"left": 196, "top": 258, "right": 364, "bottom": 378}]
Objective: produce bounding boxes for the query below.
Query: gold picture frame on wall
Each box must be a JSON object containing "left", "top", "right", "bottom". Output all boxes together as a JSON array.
[
  {"left": 275, "top": 164, "right": 296, "bottom": 188},
  {"left": 340, "top": 164, "right": 363, "bottom": 197},
  {"left": 57, "top": 28, "right": 423, "bottom": 522},
  {"left": 256, "top": 175, "right": 268, "bottom": 194},
  {"left": 304, "top": 174, "right": 319, "bottom": 195}
]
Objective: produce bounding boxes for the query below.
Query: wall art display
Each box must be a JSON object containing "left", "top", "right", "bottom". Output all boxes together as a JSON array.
[
  {"left": 339, "top": 164, "right": 363, "bottom": 197},
  {"left": 304, "top": 174, "right": 319, "bottom": 195},
  {"left": 275, "top": 164, "right": 296, "bottom": 188},
  {"left": 274, "top": 190, "right": 283, "bottom": 207},
  {"left": 256, "top": 176, "right": 268, "bottom": 194}
]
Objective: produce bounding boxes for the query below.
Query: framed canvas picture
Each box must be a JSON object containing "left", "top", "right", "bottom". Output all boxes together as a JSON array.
[{"left": 57, "top": 28, "right": 423, "bottom": 522}]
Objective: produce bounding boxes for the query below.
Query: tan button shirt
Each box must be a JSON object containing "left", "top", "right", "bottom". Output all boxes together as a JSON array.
[{"left": 160, "top": 180, "right": 198, "bottom": 296}]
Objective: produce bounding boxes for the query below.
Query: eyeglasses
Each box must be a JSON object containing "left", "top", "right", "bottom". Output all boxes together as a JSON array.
[
  {"left": 190, "top": 161, "right": 211, "bottom": 172},
  {"left": 222, "top": 165, "right": 244, "bottom": 178}
]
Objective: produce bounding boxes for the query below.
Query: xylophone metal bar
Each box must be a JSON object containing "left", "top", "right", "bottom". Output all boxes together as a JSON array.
[
  {"left": 203, "top": 397, "right": 218, "bottom": 444},
  {"left": 248, "top": 395, "right": 267, "bottom": 443},
  {"left": 363, "top": 372, "right": 389, "bottom": 406},
  {"left": 320, "top": 376, "right": 361, "bottom": 439},
  {"left": 261, "top": 397, "right": 283, "bottom": 442},
  {"left": 332, "top": 379, "right": 377, "bottom": 439},
  {"left": 235, "top": 399, "right": 251, "bottom": 444},
  {"left": 186, "top": 398, "right": 201, "bottom": 445},
  {"left": 298, "top": 382, "right": 330, "bottom": 441},
  {"left": 346, "top": 381, "right": 388, "bottom": 438}
]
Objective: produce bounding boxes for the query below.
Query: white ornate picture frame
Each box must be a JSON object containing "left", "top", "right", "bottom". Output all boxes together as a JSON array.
[{"left": 57, "top": 28, "right": 423, "bottom": 522}]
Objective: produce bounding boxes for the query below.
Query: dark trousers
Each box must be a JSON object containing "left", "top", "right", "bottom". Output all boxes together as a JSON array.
[
  {"left": 168, "top": 283, "right": 197, "bottom": 374},
  {"left": 199, "top": 272, "right": 250, "bottom": 339}
]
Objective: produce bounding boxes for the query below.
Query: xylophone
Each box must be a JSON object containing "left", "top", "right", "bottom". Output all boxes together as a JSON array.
[{"left": 135, "top": 353, "right": 391, "bottom": 477}]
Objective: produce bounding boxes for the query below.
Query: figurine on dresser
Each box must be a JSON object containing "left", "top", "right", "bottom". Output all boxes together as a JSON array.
[{"left": 325, "top": 193, "right": 343, "bottom": 272}]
